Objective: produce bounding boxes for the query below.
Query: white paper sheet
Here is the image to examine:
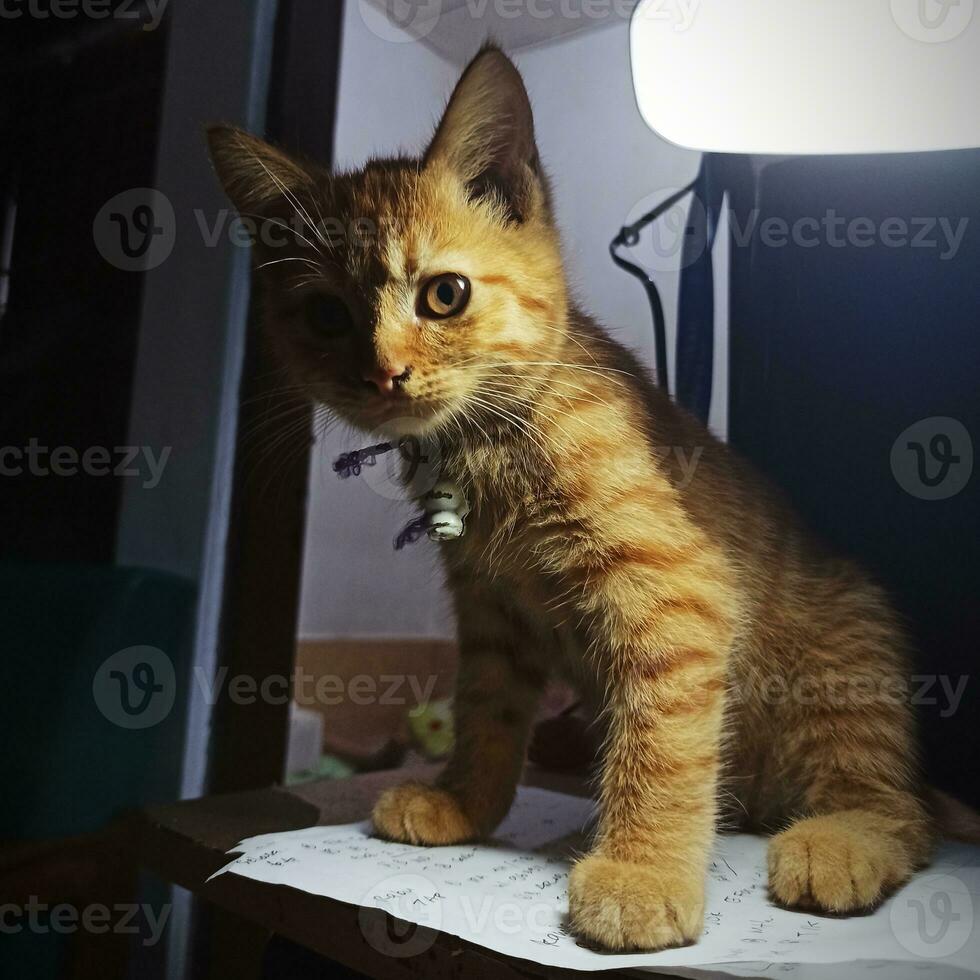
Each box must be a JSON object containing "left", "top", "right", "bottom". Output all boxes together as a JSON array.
[{"left": 210, "top": 786, "right": 980, "bottom": 978}]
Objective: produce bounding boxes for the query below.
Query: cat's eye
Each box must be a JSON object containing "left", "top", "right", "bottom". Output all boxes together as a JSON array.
[
  {"left": 304, "top": 293, "right": 354, "bottom": 337},
  {"left": 418, "top": 273, "right": 471, "bottom": 320}
]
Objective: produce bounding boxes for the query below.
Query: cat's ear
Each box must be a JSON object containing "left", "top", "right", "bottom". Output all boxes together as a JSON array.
[
  {"left": 425, "top": 45, "right": 545, "bottom": 223},
  {"left": 206, "top": 124, "right": 316, "bottom": 215}
]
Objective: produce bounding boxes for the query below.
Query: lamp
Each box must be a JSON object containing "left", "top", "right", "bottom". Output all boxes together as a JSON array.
[
  {"left": 622, "top": 0, "right": 980, "bottom": 812},
  {"left": 630, "top": 0, "right": 980, "bottom": 155}
]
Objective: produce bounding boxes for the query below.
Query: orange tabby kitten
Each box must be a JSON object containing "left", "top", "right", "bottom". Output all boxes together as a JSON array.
[{"left": 209, "top": 47, "right": 937, "bottom": 951}]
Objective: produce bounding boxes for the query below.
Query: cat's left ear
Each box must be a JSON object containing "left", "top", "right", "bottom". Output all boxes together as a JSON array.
[
  {"left": 206, "top": 124, "right": 318, "bottom": 216},
  {"left": 425, "top": 45, "right": 546, "bottom": 223}
]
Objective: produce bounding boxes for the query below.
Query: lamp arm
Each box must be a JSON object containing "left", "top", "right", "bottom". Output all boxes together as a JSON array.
[{"left": 609, "top": 180, "right": 697, "bottom": 397}]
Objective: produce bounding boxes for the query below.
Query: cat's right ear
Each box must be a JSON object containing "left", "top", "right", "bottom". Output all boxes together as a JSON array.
[
  {"left": 206, "top": 124, "right": 315, "bottom": 216},
  {"left": 424, "top": 45, "right": 546, "bottom": 223}
]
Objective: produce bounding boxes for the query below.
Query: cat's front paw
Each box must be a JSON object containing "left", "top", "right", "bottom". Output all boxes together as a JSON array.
[
  {"left": 768, "top": 814, "right": 909, "bottom": 913},
  {"left": 568, "top": 854, "right": 704, "bottom": 951},
  {"left": 372, "top": 781, "right": 478, "bottom": 845}
]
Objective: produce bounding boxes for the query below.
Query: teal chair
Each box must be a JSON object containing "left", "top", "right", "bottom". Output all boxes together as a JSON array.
[{"left": 0, "top": 562, "right": 195, "bottom": 979}]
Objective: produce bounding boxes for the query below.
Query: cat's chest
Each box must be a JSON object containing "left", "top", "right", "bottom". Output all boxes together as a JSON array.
[
  {"left": 431, "top": 464, "right": 602, "bottom": 686},
  {"left": 437, "top": 488, "right": 573, "bottom": 630},
  {"left": 438, "top": 465, "right": 546, "bottom": 561}
]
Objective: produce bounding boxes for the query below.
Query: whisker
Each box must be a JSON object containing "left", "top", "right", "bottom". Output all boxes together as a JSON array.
[
  {"left": 481, "top": 387, "right": 608, "bottom": 444},
  {"left": 256, "top": 255, "right": 322, "bottom": 273},
  {"left": 239, "top": 211, "right": 324, "bottom": 258},
  {"left": 243, "top": 147, "right": 332, "bottom": 255},
  {"left": 464, "top": 394, "right": 551, "bottom": 456},
  {"left": 480, "top": 374, "right": 613, "bottom": 411},
  {"left": 496, "top": 361, "right": 634, "bottom": 386}
]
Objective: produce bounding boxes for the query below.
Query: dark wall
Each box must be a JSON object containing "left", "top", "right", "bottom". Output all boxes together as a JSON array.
[
  {"left": 0, "top": 13, "right": 167, "bottom": 562},
  {"left": 715, "top": 151, "right": 980, "bottom": 808}
]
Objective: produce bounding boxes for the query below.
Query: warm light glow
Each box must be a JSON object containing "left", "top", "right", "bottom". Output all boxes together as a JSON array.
[{"left": 631, "top": 0, "right": 980, "bottom": 154}]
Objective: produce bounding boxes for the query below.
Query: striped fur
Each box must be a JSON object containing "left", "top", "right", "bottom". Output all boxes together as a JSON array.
[{"left": 208, "top": 47, "right": 934, "bottom": 952}]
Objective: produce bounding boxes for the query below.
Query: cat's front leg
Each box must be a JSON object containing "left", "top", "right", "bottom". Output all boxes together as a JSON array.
[
  {"left": 373, "top": 589, "right": 547, "bottom": 845},
  {"left": 564, "top": 526, "right": 736, "bottom": 951}
]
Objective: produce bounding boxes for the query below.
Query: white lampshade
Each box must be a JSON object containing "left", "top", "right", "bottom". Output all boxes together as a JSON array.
[{"left": 631, "top": 0, "right": 980, "bottom": 154}]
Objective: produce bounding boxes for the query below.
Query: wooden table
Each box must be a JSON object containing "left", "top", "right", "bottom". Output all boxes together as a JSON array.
[{"left": 132, "top": 765, "right": 648, "bottom": 979}]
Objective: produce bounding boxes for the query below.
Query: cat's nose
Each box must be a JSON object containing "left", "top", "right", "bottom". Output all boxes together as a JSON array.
[{"left": 363, "top": 365, "right": 411, "bottom": 394}]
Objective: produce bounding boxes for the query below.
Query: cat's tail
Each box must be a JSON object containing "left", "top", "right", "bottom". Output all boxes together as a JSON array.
[{"left": 929, "top": 787, "right": 980, "bottom": 844}]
